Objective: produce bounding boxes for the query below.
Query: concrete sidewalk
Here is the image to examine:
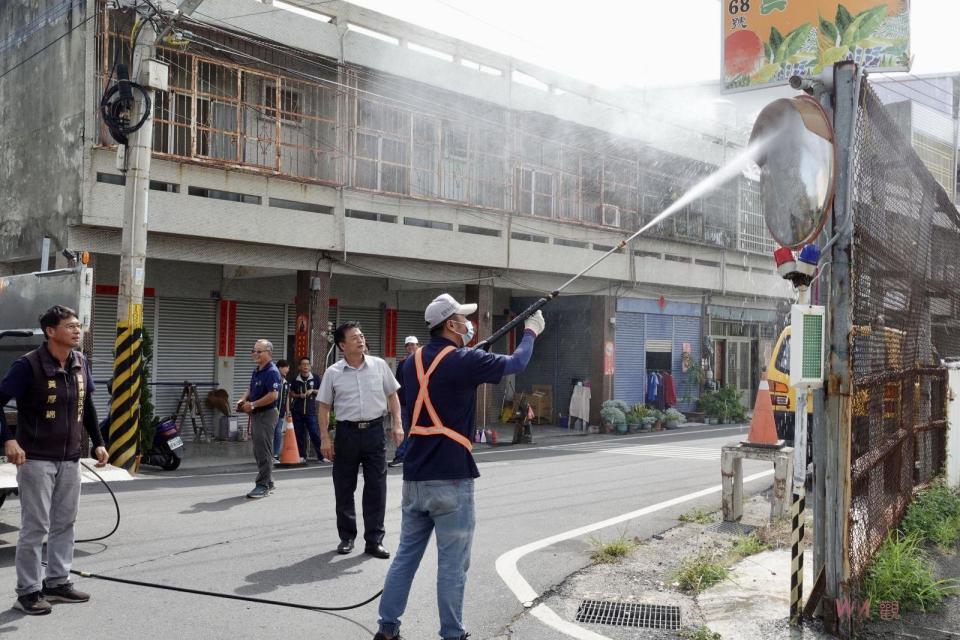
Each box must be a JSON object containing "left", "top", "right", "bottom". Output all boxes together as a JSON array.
[
  {"left": 153, "top": 421, "right": 598, "bottom": 474},
  {"left": 145, "top": 421, "right": 722, "bottom": 475}
]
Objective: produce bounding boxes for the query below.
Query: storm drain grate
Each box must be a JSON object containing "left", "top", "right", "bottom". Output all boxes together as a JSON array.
[
  {"left": 704, "top": 521, "right": 755, "bottom": 536},
  {"left": 575, "top": 600, "right": 681, "bottom": 630}
]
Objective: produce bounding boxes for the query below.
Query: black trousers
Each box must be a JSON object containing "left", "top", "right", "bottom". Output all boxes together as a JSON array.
[{"left": 332, "top": 423, "right": 387, "bottom": 545}]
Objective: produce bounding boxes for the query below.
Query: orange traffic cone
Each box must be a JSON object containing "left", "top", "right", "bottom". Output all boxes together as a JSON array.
[
  {"left": 277, "top": 415, "right": 303, "bottom": 466},
  {"left": 743, "top": 373, "right": 784, "bottom": 448}
]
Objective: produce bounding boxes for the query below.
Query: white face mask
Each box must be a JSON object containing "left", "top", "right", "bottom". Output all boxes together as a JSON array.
[{"left": 451, "top": 319, "right": 475, "bottom": 346}]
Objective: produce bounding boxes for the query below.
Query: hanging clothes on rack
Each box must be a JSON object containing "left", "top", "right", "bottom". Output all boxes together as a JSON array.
[
  {"left": 646, "top": 371, "right": 659, "bottom": 405},
  {"left": 662, "top": 372, "right": 677, "bottom": 407}
]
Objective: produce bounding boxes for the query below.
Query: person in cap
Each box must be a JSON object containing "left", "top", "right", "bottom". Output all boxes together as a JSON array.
[
  {"left": 373, "top": 294, "right": 545, "bottom": 640},
  {"left": 387, "top": 336, "right": 419, "bottom": 468},
  {"left": 318, "top": 322, "right": 403, "bottom": 559}
]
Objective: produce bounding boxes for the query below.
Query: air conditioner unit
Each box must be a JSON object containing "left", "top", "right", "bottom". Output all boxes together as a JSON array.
[
  {"left": 601, "top": 204, "right": 620, "bottom": 227},
  {"left": 790, "top": 304, "right": 825, "bottom": 389}
]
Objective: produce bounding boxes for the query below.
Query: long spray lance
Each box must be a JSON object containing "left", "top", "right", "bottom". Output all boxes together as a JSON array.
[{"left": 474, "top": 140, "right": 768, "bottom": 352}]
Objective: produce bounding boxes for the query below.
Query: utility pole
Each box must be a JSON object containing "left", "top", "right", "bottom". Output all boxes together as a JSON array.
[{"left": 108, "top": 1, "right": 202, "bottom": 469}]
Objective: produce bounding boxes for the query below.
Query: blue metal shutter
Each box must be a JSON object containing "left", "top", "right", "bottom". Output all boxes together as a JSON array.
[
  {"left": 672, "top": 315, "right": 702, "bottom": 411},
  {"left": 614, "top": 311, "right": 645, "bottom": 406},
  {"left": 645, "top": 314, "right": 673, "bottom": 343}
]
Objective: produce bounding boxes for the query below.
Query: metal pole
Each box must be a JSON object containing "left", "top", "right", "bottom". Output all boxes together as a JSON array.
[{"left": 823, "top": 61, "right": 860, "bottom": 637}]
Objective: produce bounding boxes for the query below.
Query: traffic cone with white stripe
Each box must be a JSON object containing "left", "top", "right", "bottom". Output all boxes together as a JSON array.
[
  {"left": 743, "top": 373, "right": 784, "bottom": 448},
  {"left": 278, "top": 414, "right": 303, "bottom": 466}
]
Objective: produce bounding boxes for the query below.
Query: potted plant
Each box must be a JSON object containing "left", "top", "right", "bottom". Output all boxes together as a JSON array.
[
  {"left": 663, "top": 408, "right": 685, "bottom": 430},
  {"left": 649, "top": 409, "right": 665, "bottom": 430},
  {"left": 628, "top": 404, "right": 652, "bottom": 432},
  {"left": 600, "top": 405, "right": 626, "bottom": 434}
]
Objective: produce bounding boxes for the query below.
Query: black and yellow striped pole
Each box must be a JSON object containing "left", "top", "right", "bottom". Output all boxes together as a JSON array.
[
  {"left": 790, "top": 486, "right": 806, "bottom": 624},
  {"left": 790, "top": 391, "right": 809, "bottom": 625},
  {"left": 107, "top": 303, "right": 144, "bottom": 470}
]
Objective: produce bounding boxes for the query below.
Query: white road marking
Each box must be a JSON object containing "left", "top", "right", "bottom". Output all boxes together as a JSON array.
[
  {"left": 560, "top": 444, "right": 721, "bottom": 461},
  {"left": 495, "top": 469, "right": 776, "bottom": 639}
]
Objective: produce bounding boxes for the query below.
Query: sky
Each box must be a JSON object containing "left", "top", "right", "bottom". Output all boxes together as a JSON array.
[{"left": 343, "top": 0, "right": 959, "bottom": 90}]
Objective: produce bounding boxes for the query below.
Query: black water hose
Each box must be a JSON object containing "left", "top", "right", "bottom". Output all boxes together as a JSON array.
[
  {"left": 71, "top": 462, "right": 383, "bottom": 611},
  {"left": 474, "top": 293, "right": 555, "bottom": 352}
]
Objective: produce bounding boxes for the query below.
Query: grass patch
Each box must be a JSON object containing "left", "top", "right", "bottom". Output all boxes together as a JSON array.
[
  {"left": 589, "top": 534, "right": 638, "bottom": 563},
  {"left": 900, "top": 482, "right": 960, "bottom": 549},
  {"left": 674, "top": 551, "right": 729, "bottom": 593},
  {"left": 863, "top": 532, "right": 960, "bottom": 615},
  {"left": 730, "top": 533, "right": 768, "bottom": 559},
  {"left": 678, "top": 625, "right": 722, "bottom": 640},
  {"left": 679, "top": 507, "right": 714, "bottom": 525}
]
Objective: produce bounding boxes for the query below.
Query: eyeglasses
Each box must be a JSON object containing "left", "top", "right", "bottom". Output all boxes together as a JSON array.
[
  {"left": 251, "top": 349, "right": 266, "bottom": 354},
  {"left": 63, "top": 323, "right": 83, "bottom": 330}
]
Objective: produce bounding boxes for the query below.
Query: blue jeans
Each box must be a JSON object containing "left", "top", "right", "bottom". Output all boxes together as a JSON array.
[
  {"left": 272, "top": 415, "right": 286, "bottom": 457},
  {"left": 378, "top": 478, "right": 475, "bottom": 640}
]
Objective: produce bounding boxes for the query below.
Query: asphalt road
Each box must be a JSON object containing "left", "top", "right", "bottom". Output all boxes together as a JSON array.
[{"left": 0, "top": 426, "right": 773, "bottom": 640}]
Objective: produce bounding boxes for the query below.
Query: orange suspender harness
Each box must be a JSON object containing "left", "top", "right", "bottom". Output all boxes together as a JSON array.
[{"left": 408, "top": 346, "right": 474, "bottom": 452}]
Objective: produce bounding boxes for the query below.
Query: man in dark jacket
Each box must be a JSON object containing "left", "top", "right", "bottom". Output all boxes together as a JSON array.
[{"left": 0, "top": 305, "right": 108, "bottom": 616}]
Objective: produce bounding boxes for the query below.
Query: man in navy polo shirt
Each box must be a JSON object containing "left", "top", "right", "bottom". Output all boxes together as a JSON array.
[
  {"left": 236, "top": 339, "right": 281, "bottom": 499},
  {"left": 373, "top": 294, "right": 545, "bottom": 640}
]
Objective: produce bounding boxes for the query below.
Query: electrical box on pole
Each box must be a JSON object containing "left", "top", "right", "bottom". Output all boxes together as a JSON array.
[{"left": 790, "top": 305, "right": 825, "bottom": 389}]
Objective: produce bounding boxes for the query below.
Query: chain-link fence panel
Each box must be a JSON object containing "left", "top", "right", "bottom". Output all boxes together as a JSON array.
[{"left": 846, "top": 82, "right": 957, "bottom": 584}]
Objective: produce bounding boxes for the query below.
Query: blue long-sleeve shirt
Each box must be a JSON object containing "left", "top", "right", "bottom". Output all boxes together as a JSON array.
[{"left": 399, "top": 329, "right": 537, "bottom": 481}]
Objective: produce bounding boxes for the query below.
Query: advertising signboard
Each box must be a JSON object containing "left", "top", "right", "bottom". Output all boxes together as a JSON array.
[{"left": 722, "top": 0, "right": 909, "bottom": 92}]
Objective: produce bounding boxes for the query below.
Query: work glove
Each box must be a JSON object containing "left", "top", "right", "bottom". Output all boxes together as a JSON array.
[{"left": 524, "top": 310, "right": 545, "bottom": 337}]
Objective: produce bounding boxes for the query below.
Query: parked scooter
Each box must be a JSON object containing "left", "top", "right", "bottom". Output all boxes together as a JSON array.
[{"left": 139, "top": 417, "right": 184, "bottom": 471}]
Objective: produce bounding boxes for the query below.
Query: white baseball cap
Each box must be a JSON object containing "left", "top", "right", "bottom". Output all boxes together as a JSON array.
[
  {"left": 404, "top": 335, "right": 419, "bottom": 345},
  {"left": 425, "top": 293, "right": 477, "bottom": 329}
]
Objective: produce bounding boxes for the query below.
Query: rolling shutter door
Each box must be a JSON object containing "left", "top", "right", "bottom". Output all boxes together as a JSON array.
[
  {"left": 91, "top": 294, "right": 157, "bottom": 418},
  {"left": 555, "top": 302, "right": 592, "bottom": 419},
  {"left": 338, "top": 307, "right": 382, "bottom": 357},
  {"left": 154, "top": 298, "right": 217, "bottom": 442},
  {"left": 673, "top": 315, "right": 702, "bottom": 411},
  {"left": 395, "top": 309, "right": 429, "bottom": 355},
  {"left": 614, "top": 311, "right": 645, "bottom": 406},
  {"left": 232, "top": 302, "right": 287, "bottom": 407}
]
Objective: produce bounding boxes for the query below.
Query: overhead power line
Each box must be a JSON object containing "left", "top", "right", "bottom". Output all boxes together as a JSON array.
[{"left": 0, "top": 12, "right": 96, "bottom": 82}]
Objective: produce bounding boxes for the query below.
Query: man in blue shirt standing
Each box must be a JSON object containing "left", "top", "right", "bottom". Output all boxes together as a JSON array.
[
  {"left": 236, "top": 339, "right": 281, "bottom": 499},
  {"left": 373, "top": 294, "right": 545, "bottom": 640}
]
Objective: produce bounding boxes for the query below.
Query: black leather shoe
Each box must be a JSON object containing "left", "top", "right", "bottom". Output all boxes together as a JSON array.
[
  {"left": 337, "top": 539, "right": 354, "bottom": 554},
  {"left": 365, "top": 543, "right": 390, "bottom": 559}
]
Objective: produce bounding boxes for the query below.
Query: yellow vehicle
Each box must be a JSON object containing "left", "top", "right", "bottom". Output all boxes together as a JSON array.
[
  {"left": 767, "top": 326, "right": 812, "bottom": 443},
  {"left": 768, "top": 324, "right": 904, "bottom": 444}
]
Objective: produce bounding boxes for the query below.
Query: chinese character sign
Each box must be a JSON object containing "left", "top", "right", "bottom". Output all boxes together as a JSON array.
[{"left": 722, "top": 0, "right": 909, "bottom": 92}]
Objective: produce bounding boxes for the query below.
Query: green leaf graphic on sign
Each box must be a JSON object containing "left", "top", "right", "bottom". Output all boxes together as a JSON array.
[
  {"left": 842, "top": 5, "right": 887, "bottom": 47},
  {"left": 760, "top": 0, "right": 787, "bottom": 14},
  {"left": 836, "top": 4, "right": 853, "bottom": 32},
  {"left": 819, "top": 15, "right": 839, "bottom": 45},
  {"left": 770, "top": 26, "right": 784, "bottom": 50},
  {"left": 776, "top": 23, "right": 812, "bottom": 63}
]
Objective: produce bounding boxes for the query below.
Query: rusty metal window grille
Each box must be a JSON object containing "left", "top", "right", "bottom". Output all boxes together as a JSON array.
[
  {"left": 93, "top": 3, "right": 770, "bottom": 244},
  {"left": 846, "top": 82, "right": 958, "bottom": 586},
  {"left": 575, "top": 600, "right": 681, "bottom": 630},
  {"left": 97, "top": 7, "right": 340, "bottom": 184}
]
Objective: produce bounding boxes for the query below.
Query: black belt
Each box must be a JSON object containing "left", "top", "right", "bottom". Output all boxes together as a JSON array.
[
  {"left": 336, "top": 418, "right": 383, "bottom": 430},
  {"left": 251, "top": 406, "right": 277, "bottom": 414}
]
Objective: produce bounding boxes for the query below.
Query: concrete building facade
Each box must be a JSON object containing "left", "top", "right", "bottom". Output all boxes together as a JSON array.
[{"left": 2, "top": 0, "right": 800, "bottom": 435}]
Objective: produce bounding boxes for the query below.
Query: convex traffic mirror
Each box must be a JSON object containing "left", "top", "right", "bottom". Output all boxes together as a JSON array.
[{"left": 749, "top": 95, "right": 835, "bottom": 249}]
